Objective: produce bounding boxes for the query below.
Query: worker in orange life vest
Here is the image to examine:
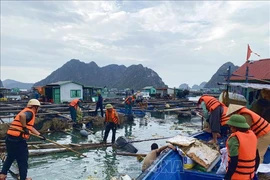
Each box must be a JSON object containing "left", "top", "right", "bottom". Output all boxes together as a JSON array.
[
  {"left": 0, "top": 99, "right": 46, "bottom": 180},
  {"left": 124, "top": 95, "right": 135, "bottom": 115},
  {"left": 197, "top": 95, "right": 229, "bottom": 144},
  {"left": 227, "top": 104, "right": 270, "bottom": 163},
  {"left": 102, "top": 104, "right": 120, "bottom": 144},
  {"left": 69, "top": 98, "right": 85, "bottom": 123},
  {"left": 224, "top": 114, "right": 259, "bottom": 180}
]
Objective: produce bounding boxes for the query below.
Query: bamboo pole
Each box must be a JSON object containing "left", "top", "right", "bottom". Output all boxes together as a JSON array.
[
  {"left": 158, "top": 107, "right": 197, "bottom": 112},
  {"left": 9, "top": 127, "right": 87, "bottom": 158},
  {"left": 115, "top": 152, "right": 147, "bottom": 157},
  {"left": 1, "top": 136, "right": 173, "bottom": 151},
  {"left": 32, "top": 134, "right": 87, "bottom": 157},
  {"left": 130, "top": 136, "right": 172, "bottom": 143}
]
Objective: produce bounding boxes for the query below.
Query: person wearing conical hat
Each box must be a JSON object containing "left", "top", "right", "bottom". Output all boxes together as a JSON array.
[
  {"left": 226, "top": 104, "right": 270, "bottom": 163},
  {"left": 224, "top": 114, "right": 259, "bottom": 180}
]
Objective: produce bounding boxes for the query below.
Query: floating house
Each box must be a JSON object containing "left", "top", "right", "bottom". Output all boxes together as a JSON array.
[
  {"left": 83, "top": 86, "right": 103, "bottom": 102},
  {"left": 156, "top": 87, "right": 176, "bottom": 98},
  {"left": 143, "top": 86, "right": 156, "bottom": 97},
  {"left": 219, "top": 58, "right": 270, "bottom": 122},
  {"left": 228, "top": 58, "right": 270, "bottom": 105},
  {"left": 43, "top": 81, "right": 83, "bottom": 103}
]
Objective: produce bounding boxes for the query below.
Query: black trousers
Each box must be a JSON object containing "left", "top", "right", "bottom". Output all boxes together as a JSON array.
[
  {"left": 1, "top": 136, "right": 29, "bottom": 180},
  {"left": 103, "top": 122, "right": 117, "bottom": 143},
  {"left": 69, "top": 106, "right": 77, "bottom": 123},
  {"left": 95, "top": 104, "right": 104, "bottom": 117}
]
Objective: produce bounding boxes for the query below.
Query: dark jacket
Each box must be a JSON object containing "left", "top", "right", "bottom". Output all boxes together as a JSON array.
[{"left": 97, "top": 95, "right": 103, "bottom": 106}]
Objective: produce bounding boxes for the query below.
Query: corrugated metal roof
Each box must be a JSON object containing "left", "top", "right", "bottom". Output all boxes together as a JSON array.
[
  {"left": 230, "top": 58, "right": 270, "bottom": 81},
  {"left": 219, "top": 82, "right": 270, "bottom": 90},
  {"left": 143, "top": 86, "right": 154, "bottom": 89},
  {"left": 47, "top": 81, "right": 83, "bottom": 86}
]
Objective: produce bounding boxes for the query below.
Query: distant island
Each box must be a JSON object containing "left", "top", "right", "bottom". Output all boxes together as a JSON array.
[{"left": 1, "top": 60, "right": 239, "bottom": 90}]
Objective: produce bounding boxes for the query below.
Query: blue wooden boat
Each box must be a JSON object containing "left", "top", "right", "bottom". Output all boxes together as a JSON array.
[
  {"left": 137, "top": 132, "right": 270, "bottom": 180},
  {"left": 117, "top": 108, "right": 146, "bottom": 117}
]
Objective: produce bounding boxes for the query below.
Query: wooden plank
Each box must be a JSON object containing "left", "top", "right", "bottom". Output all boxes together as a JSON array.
[{"left": 185, "top": 141, "right": 220, "bottom": 169}]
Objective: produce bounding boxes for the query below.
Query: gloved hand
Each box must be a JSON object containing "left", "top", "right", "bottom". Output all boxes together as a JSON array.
[
  {"left": 103, "top": 121, "right": 106, "bottom": 125},
  {"left": 39, "top": 135, "right": 46, "bottom": 140},
  {"left": 117, "top": 124, "right": 120, "bottom": 128},
  {"left": 23, "top": 127, "right": 29, "bottom": 134}
]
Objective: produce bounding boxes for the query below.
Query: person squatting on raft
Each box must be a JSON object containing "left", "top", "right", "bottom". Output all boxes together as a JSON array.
[
  {"left": 69, "top": 98, "right": 87, "bottom": 124},
  {"left": 95, "top": 91, "right": 104, "bottom": 117},
  {"left": 0, "top": 99, "right": 46, "bottom": 180},
  {"left": 142, "top": 143, "right": 176, "bottom": 172},
  {"left": 226, "top": 104, "right": 270, "bottom": 163},
  {"left": 224, "top": 114, "right": 260, "bottom": 180},
  {"left": 124, "top": 95, "right": 135, "bottom": 115},
  {"left": 102, "top": 104, "right": 120, "bottom": 144},
  {"left": 197, "top": 95, "right": 229, "bottom": 144}
]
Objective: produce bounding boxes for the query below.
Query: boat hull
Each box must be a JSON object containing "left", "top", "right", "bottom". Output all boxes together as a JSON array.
[{"left": 137, "top": 132, "right": 270, "bottom": 180}]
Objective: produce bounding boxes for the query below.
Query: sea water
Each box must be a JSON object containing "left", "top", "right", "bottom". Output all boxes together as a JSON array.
[{"left": 3, "top": 112, "right": 201, "bottom": 180}]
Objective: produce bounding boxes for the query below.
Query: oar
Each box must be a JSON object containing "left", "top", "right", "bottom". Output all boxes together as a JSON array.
[{"left": 10, "top": 127, "right": 87, "bottom": 157}]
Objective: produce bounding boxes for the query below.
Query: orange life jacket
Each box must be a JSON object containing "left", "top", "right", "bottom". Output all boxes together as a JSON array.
[
  {"left": 238, "top": 107, "right": 270, "bottom": 138},
  {"left": 69, "top": 99, "right": 80, "bottom": 109},
  {"left": 226, "top": 130, "right": 257, "bottom": 180},
  {"left": 7, "top": 108, "right": 35, "bottom": 139},
  {"left": 125, "top": 96, "right": 134, "bottom": 105},
  {"left": 198, "top": 95, "right": 229, "bottom": 126},
  {"left": 105, "top": 109, "right": 118, "bottom": 124}
]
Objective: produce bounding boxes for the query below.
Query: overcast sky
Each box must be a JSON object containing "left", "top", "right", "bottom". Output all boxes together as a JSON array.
[{"left": 1, "top": 1, "right": 269, "bottom": 88}]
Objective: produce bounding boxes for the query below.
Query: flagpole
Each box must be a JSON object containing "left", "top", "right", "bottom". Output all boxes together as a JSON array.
[{"left": 245, "top": 63, "right": 249, "bottom": 83}]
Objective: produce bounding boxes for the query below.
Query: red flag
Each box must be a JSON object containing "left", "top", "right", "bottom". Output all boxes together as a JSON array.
[
  {"left": 246, "top": 44, "right": 260, "bottom": 61},
  {"left": 246, "top": 44, "right": 252, "bottom": 61}
]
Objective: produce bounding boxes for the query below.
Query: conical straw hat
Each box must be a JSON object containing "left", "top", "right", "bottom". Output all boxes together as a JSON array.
[{"left": 226, "top": 104, "right": 245, "bottom": 116}]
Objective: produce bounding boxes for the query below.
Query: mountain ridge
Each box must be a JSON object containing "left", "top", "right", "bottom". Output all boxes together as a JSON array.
[
  {"left": 33, "top": 59, "right": 166, "bottom": 89},
  {"left": 2, "top": 61, "right": 240, "bottom": 90}
]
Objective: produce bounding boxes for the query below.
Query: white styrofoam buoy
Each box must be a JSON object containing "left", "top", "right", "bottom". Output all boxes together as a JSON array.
[{"left": 80, "top": 129, "right": 90, "bottom": 137}]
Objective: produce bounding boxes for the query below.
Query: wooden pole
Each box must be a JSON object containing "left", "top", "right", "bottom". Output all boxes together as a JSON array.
[
  {"left": 38, "top": 136, "right": 87, "bottom": 157},
  {"left": 9, "top": 127, "right": 87, "bottom": 157},
  {"left": 115, "top": 152, "right": 147, "bottom": 157},
  {"left": 130, "top": 136, "right": 173, "bottom": 143}
]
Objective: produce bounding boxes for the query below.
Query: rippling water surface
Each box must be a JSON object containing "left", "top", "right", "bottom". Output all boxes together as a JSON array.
[{"left": 3, "top": 112, "right": 202, "bottom": 180}]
